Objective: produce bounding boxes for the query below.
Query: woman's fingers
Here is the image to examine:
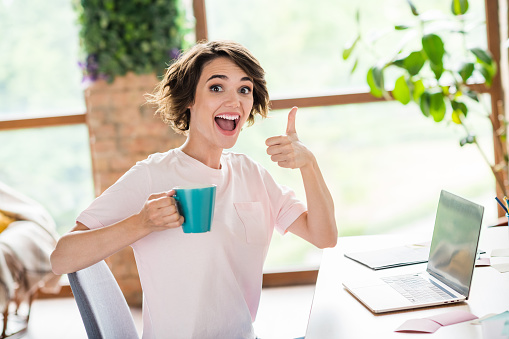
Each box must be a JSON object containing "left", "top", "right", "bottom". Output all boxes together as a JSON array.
[{"left": 144, "top": 192, "right": 183, "bottom": 230}]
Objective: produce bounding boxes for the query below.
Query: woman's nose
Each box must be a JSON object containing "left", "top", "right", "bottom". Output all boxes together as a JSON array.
[{"left": 224, "top": 91, "right": 240, "bottom": 108}]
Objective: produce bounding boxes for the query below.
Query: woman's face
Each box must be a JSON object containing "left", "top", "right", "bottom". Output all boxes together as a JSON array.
[{"left": 187, "top": 57, "right": 254, "bottom": 152}]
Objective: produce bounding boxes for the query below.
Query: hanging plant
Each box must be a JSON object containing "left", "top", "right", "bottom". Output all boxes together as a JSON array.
[{"left": 74, "top": 0, "right": 189, "bottom": 84}]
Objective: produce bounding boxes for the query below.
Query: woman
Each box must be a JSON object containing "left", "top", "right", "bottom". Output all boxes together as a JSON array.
[{"left": 51, "top": 40, "right": 337, "bottom": 338}]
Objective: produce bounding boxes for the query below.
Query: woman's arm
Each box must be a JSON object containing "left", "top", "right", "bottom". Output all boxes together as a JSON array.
[
  {"left": 265, "top": 107, "right": 338, "bottom": 248},
  {"left": 50, "top": 191, "right": 183, "bottom": 275}
]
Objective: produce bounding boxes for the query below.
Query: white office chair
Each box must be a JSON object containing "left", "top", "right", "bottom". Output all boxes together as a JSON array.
[{"left": 68, "top": 260, "right": 139, "bottom": 339}]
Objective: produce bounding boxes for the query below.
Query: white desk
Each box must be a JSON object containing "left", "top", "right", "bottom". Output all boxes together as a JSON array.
[{"left": 305, "top": 226, "right": 509, "bottom": 338}]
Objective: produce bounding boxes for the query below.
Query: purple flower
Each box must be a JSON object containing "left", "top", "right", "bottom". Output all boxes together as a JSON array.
[
  {"left": 78, "top": 54, "right": 104, "bottom": 87},
  {"left": 169, "top": 48, "right": 181, "bottom": 61},
  {"left": 85, "top": 54, "right": 100, "bottom": 80}
]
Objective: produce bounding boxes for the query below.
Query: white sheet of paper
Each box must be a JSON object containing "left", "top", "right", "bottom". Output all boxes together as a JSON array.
[
  {"left": 491, "top": 248, "right": 509, "bottom": 257},
  {"left": 492, "top": 262, "right": 509, "bottom": 273}
]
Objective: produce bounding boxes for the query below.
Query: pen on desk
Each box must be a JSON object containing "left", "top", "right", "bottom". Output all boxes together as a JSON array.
[
  {"left": 495, "top": 197, "right": 509, "bottom": 214},
  {"left": 504, "top": 196, "right": 509, "bottom": 210}
]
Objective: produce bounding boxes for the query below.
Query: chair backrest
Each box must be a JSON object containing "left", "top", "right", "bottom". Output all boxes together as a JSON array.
[{"left": 68, "top": 260, "right": 139, "bottom": 339}]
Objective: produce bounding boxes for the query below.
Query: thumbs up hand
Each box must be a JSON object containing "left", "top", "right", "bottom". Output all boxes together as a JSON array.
[
  {"left": 265, "top": 107, "right": 313, "bottom": 169},
  {"left": 285, "top": 106, "right": 298, "bottom": 136}
]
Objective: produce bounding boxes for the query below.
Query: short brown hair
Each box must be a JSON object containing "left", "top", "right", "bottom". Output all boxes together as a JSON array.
[{"left": 147, "top": 40, "right": 270, "bottom": 134}]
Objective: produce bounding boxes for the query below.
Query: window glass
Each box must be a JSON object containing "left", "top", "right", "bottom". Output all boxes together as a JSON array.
[
  {"left": 0, "top": 0, "right": 85, "bottom": 118},
  {"left": 232, "top": 102, "right": 496, "bottom": 269},
  {"left": 0, "top": 125, "right": 94, "bottom": 235},
  {"left": 205, "top": 0, "right": 487, "bottom": 98},
  {"left": 0, "top": 0, "right": 91, "bottom": 235}
]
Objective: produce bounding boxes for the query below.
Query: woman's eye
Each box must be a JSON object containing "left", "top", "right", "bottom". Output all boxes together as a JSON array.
[
  {"left": 210, "top": 85, "right": 223, "bottom": 92},
  {"left": 240, "top": 87, "right": 252, "bottom": 94}
]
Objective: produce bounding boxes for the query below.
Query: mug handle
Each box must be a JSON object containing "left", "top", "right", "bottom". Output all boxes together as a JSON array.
[{"left": 173, "top": 194, "right": 184, "bottom": 216}]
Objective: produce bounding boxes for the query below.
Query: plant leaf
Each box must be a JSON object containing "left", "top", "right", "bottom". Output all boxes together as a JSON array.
[
  {"left": 372, "top": 65, "right": 384, "bottom": 89},
  {"left": 452, "top": 110, "right": 462, "bottom": 124},
  {"left": 406, "top": 0, "right": 419, "bottom": 16},
  {"left": 419, "top": 91, "right": 431, "bottom": 117},
  {"left": 429, "top": 90, "right": 446, "bottom": 122},
  {"left": 350, "top": 58, "right": 359, "bottom": 74},
  {"left": 451, "top": 0, "right": 469, "bottom": 15},
  {"left": 482, "top": 56, "right": 497, "bottom": 78},
  {"left": 430, "top": 61, "right": 444, "bottom": 80},
  {"left": 412, "top": 79, "right": 425, "bottom": 102},
  {"left": 393, "top": 76, "right": 411, "bottom": 105},
  {"left": 451, "top": 111, "right": 463, "bottom": 125},
  {"left": 463, "top": 90, "right": 480, "bottom": 102},
  {"left": 451, "top": 100, "right": 468, "bottom": 124},
  {"left": 395, "top": 24, "right": 411, "bottom": 30},
  {"left": 451, "top": 100, "right": 468, "bottom": 115},
  {"left": 479, "top": 65, "right": 493, "bottom": 87},
  {"left": 471, "top": 48, "right": 498, "bottom": 85},
  {"left": 471, "top": 49, "right": 497, "bottom": 87},
  {"left": 393, "top": 51, "right": 426, "bottom": 76},
  {"left": 367, "top": 67, "right": 383, "bottom": 98},
  {"left": 422, "top": 34, "right": 445, "bottom": 65},
  {"left": 470, "top": 48, "right": 493, "bottom": 65},
  {"left": 343, "top": 36, "right": 360, "bottom": 60},
  {"left": 459, "top": 62, "right": 475, "bottom": 82}
]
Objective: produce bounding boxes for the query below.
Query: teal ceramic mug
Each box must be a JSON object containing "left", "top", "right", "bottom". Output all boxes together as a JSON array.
[{"left": 173, "top": 184, "right": 216, "bottom": 233}]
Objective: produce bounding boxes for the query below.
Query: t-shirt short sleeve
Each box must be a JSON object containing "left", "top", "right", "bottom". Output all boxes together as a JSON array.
[
  {"left": 257, "top": 162, "right": 307, "bottom": 235},
  {"left": 77, "top": 162, "right": 151, "bottom": 230}
]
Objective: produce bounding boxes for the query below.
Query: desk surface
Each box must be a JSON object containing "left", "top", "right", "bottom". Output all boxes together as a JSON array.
[{"left": 305, "top": 226, "right": 509, "bottom": 338}]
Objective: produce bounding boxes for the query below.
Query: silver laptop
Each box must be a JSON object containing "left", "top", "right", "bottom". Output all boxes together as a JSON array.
[{"left": 342, "top": 190, "right": 484, "bottom": 313}]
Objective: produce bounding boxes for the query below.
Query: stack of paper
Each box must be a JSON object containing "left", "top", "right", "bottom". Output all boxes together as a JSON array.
[{"left": 491, "top": 248, "right": 509, "bottom": 273}]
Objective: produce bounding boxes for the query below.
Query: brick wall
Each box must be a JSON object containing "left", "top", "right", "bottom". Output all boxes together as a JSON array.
[{"left": 84, "top": 72, "right": 185, "bottom": 306}]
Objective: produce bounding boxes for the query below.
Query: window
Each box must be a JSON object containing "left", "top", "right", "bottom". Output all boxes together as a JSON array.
[
  {"left": 205, "top": 0, "right": 487, "bottom": 97},
  {"left": 0, "top": 0, "right": 85, "bottom": 118},
  {"left": 233, "top": 102, "right": 496, "bottom": 268},
  {"left": 204, "top": 0, "right": 498, "bottom": 270},
  {"left": 0, "top": 0, "right": 93, "bottom": 234},
  {"left": 0, "top": 126, "right": 94, "bottom": 235}
]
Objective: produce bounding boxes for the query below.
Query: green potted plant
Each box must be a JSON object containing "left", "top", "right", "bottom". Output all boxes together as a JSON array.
[
  {"left": 74, "top": 0, "right": 189, "bottom": 84},
  {"left": 343, "top": 0, "right": 507, "bottom": 196}
]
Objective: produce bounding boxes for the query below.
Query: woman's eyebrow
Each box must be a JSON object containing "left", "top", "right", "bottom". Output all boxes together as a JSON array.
[{"left": 206, "top": 74, "right": 253, "bottom": 83}]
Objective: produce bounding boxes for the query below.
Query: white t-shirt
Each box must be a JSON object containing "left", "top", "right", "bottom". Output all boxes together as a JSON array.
[{"left": 77, "top": 148, "right": 307, "bottom": 339}]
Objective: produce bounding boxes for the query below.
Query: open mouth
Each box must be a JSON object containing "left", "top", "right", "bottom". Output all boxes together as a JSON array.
[{"left": 215, "top": 113, "right": 240, "bottom": 132}]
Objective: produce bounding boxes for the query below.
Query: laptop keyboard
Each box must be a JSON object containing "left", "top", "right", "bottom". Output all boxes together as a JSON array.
[{"left": 381, "top": 274, "right": 453, "bottom": 303}]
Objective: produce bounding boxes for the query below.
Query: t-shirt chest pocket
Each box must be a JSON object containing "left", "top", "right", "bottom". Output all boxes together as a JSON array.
[{"left": 233, "top": 202, "right": 267, "bottom": 245}]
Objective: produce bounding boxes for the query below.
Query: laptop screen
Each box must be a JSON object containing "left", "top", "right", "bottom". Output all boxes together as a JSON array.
[{"left": 426, "top": 190, "right": 484, "bottom": 297}]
